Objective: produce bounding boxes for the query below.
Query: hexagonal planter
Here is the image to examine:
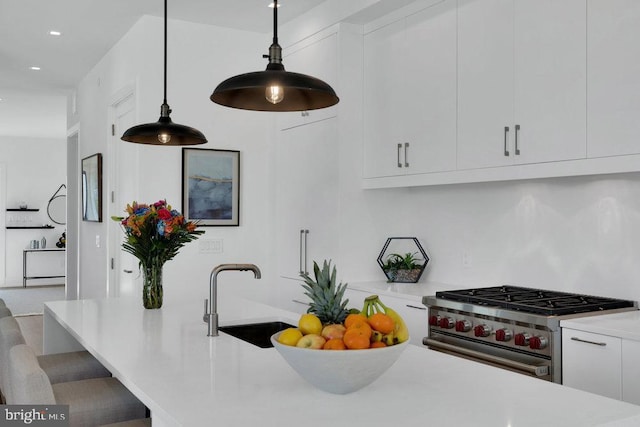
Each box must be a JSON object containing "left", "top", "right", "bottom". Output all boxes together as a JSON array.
[{"left": 377, "top": 237, "right": 429, "bottom": 283}]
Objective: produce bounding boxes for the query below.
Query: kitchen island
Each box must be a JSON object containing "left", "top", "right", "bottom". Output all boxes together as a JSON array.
[{"left": 44, "top": 295, "right": 640, "bottom": 427}]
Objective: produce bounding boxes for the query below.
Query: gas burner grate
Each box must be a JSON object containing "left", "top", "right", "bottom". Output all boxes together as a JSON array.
[{"left": 435, "top": 286, "right": 636, "bottom": 316}]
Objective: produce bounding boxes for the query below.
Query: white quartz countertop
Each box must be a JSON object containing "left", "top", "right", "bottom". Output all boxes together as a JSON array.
[
  {"left": 561, "top": 310, "right": 640, "bottom": 341},
  {"left": 44, "top": 295, "right": 640, "bottom": 427},
  {"left": 347, "top": 279, "right": 467, "bottom": 302}
]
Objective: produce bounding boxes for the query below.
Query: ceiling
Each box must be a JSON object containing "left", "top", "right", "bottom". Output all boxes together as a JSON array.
[{"left": 0, "top": 0, "right": 328, "bottom": 138}]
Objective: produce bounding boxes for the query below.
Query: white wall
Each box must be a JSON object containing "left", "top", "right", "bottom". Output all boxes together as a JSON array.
[
  {"left": 73, "top": 2, "right": 640, "bottom": 308},
  {"left": 0, "top": 136, "right": 66, "bottom": 287},
  {"left": 74, "top": 16, "right": 276, "bottom": 302}
]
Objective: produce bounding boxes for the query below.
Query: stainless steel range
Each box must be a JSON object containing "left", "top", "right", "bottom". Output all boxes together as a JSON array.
[{"left": 423, "top": 286, "right": 637, "bottom": 383}]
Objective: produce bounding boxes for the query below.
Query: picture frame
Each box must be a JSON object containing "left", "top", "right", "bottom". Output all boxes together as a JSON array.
[
  {"left": 81, "top": 153, "right": 103, "bottom": 222},
  {"left": 182, "top": 148, "right": 240, "bottom": 226}
]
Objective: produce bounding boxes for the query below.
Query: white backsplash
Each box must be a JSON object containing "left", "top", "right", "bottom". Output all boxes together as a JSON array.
[{"left": 402, "top": 173, "right": 640, "bottom": 302}]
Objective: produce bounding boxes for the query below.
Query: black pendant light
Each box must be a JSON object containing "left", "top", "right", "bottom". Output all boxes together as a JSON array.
[
  {"left": 210, "top": 0, "right": 339, "bottom": 112},
  {"left": 121, "top": 0, "right": 207, "bottom": 146}
]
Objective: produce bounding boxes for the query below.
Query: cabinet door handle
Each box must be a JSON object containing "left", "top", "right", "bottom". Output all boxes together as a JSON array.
[
  {"left": 123, "top": 269, "right": 133, "bottom": 274},
  {"left": 404, "top": 142, "right": 409, "bottom": 167},
  {"left": 515, "top": 124, "right": 521, "bottom": 155},
  {"left": 304, "top": 229, "right": 309, "bottom": 275},
  {"left": 397, "top": 143, "right": 403, "bottom": 168},
  {"left": 504, "top": 126, "right": 510, "bottom": 156},
  {"left": 406, "top": 304, "right": 426, "bottom": 311},
  {"left": 299, "top": 230, "right": 305, "bottom": 274},
  {"left": 570, "top": 337, "right": 607, "bottom": 347}
]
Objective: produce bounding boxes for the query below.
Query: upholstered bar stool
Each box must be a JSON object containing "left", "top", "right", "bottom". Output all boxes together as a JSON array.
[
  {"left": 8, "top": 344, "right": 147, "bottom": 427},
  {"left": 0, "top": 316, "right": 111, "bottom": 402},
  {"left": 0, "top": 305, "right": 12, "bottom": 319}
]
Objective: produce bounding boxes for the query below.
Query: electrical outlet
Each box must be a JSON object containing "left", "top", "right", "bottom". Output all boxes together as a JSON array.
[
  {"left": 95, "top": 235, "right": 101, "bottom": 248},
  {"left": 199, "top": 238, "right": 223, "bottom": 254},
  {"left": 462, "top": 251, "right": 472, "bottom": 268}
]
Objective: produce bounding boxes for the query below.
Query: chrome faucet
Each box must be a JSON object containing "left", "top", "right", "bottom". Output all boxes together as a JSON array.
[{"left": 204, "top": 263, "right": 261, "bottom": 337}]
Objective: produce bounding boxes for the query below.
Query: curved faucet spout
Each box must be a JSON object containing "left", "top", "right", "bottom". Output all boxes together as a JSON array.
[{"left": 205, "top": 264, "right": 262, "bottom": 337}]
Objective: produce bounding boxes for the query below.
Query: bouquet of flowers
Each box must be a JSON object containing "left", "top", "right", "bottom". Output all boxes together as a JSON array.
[{"left": 113, "top": 200, "right": 204, "bottom": 308}]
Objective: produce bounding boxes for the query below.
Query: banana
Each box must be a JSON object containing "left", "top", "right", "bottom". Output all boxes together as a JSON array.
[
  {"left": 362, "top": 295, "right": 410, "bottom": 344},
  {"left": 371, "top": 330, "right": 383, "bottom": 342},
  {"left": 382, "top": 331, "right": 395, "bottom": 346},
  {"left": 381, "top": 305, "right": 409, "bottom": 344}
]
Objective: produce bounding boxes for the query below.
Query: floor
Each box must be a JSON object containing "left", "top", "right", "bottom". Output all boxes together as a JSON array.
[{"left": 15, "top": 315, "right": 43, "bottom": 355}]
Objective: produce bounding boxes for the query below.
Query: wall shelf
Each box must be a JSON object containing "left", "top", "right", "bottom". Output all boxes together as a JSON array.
[
  {"left": 6, "top": 226, "right": 55, "bottom": 229},
  {"left": 6, "top": 208, "right": 39, "bottom": 212}
]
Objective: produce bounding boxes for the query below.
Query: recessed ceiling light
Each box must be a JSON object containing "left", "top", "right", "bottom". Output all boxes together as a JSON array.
[
  {"left": 30, "top": 66, "right": 41, "bottom": 71},
  {"left": 49, "top": 30, "right": 62, "bottom": 36}
]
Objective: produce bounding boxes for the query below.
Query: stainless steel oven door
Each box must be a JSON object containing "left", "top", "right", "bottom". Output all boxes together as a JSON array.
[{"left": 425, "top": 331, "right": 552, "bottom": 381}]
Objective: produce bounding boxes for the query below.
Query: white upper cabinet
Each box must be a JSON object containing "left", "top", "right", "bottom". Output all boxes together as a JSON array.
[
  {"left": 363, "top": 0, "right": 457, "bottom": 179},
  {"left": 457, "top": 0, "right": 586, "bottom": 170},
  {"left": 277, "top": 32, "right": 339, "bottom": 130},
  {"left": 587, "top": 0, "right": 640, "bottom": 158},
  {"left": 457, "top": 0, "right": 514, "bottom": 170}
]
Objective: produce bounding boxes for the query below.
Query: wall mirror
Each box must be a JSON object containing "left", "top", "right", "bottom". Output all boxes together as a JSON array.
[
  {"left": 82, "top": 153, "right": 102, "bottom": 222},
  {"left": 47, "top": 184, "right": 67, "bottom": 225}
]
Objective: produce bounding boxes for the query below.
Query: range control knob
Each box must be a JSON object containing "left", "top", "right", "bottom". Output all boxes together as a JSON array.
[
  {"left": 439, "top": 317, "right": 455, "bottom": 329},
  {"left": 429, "top": 315, "right": 441, "bottom": 326},
  {"left": 474, "top": 324, "right": 491, "bottom": 337},
  {"left": 514, "top": 333, "right": 531, "bottom": 346},
  {"left": 529, "top": 336, "right": 548, "bottom": 350},
  {"left": 455, "top": 320, "right": 472, "bottom": 332},
  {"left": 495, "top": 328, "right": 513, "bottom": 342}
]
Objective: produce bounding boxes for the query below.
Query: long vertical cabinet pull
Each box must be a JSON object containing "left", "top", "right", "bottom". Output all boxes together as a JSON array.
[
  {"left": 397, "top": 143, "right": 403, "bottom": 168},
  {"left": 504, "top": 126, "right": 510, "bottom": 156},
  {"left": 514, "top": 124, "right": 521, "bottom": 155},
  {"left": 303, "top": 230, "right": 309, "bottom": 275},
  {"left": 404, "top": 142, "right": 410, "bottom": 167},
  {"left": 299, "top": 230, "right": 305, "bottom": 274}
]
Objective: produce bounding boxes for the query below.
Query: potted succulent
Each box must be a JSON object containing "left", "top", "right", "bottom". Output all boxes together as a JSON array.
[
  {"left": 382, "top": 252, "right": 425, "bottom": 283},
  {"left": 377, "top": 237, "right": 430, "bottom": 283}
]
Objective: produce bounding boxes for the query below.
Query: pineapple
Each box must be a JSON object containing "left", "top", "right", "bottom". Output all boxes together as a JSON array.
[{"left": 300, "top": 260, "right": 350, "bottom": 324}]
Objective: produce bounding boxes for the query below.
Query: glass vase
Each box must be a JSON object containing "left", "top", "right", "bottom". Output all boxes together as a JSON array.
[{"left": 142, "top": 262, "right": 164, "bottom": 309}]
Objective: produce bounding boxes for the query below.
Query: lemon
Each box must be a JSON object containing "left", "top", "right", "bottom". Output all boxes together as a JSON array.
[
  {"left": 298, "top": 313, "right": 323, "bottom": 336},
  {"left": 278, "top": 328, "right": 303, "bottom": 346}
]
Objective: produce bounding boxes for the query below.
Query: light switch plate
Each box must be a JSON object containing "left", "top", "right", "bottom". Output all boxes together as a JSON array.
[{"left": 199, "top": 238, "right": 223, "bottom": 254}]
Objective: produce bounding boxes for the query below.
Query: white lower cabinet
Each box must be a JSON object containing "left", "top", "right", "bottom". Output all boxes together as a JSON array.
[
  {"left": 344, "top": 288, "right": 428, "bottom": 347},
  {"left": 622, "top": 339, "right": 640, "bottom": 405},
  {"left": 562, "top": 328, "right": 622, "bottom": 400}
]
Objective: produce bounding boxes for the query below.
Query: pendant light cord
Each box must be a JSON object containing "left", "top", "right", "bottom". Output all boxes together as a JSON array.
[
  {"left": 163, "top": 0, "right": 168, "bottom": 106},
  {"left": 273, "top": 0, "right": 278, "bottom": 44}
]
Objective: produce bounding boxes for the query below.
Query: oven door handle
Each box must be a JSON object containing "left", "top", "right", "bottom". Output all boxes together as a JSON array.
[{"left": 423, "top": 338, "right": 549, "bottom": 377}]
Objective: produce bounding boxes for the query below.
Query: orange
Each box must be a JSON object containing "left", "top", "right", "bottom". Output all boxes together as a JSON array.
[
  {"left": 347, "top": 320, "right": 372, "bottom": 339},
  {"left": 370, "top": 341, "right": 387, "bottom": 348},
  {"left": 323, "top": 338, "right": 346, "bottom": 350},
  {"left": 368, "top": 313, "right": 395, "bottom": 335},
  {"left": 344, "top": 313, "right": 368, "bottom": 329},
  {"left": 343, "top": 329, "right": 371, "bottom": 350}
]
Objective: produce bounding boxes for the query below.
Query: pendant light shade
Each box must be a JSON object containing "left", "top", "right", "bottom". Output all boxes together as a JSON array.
[
  {"left": 210, "top": 0, "right": 339, "bottom": 112},
  {"left": 121, "top": 0, "right": 207, "bottom": 146}
]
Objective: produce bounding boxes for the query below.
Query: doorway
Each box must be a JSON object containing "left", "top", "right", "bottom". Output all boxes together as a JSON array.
[
  {"left": 66, "top": 129, "right": 79, "bottom": 299},
  {"left": 108, "top": 93, "right": 139, "bottom": 297}
]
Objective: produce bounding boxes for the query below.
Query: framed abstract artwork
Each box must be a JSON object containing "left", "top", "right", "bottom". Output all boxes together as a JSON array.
[
  {"left": 81, "top": 153, "right": 102, "bottom": 222},
  {"left": 182, "top": 148, "right": 240, "bottom": 226}
]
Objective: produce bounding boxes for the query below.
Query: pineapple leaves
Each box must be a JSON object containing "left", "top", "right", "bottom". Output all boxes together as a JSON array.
[{"left": 300, "top": 260, "right": 350, "bottom": 324}]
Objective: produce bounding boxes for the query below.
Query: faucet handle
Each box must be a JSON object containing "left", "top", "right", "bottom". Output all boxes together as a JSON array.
[{"left": 203, "top": 299, "right": 209, "bottom": 323}]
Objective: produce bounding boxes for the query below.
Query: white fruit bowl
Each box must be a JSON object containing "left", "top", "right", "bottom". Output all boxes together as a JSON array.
[{"left": 270, "top": 332, "right": 409, "bottom": 394}]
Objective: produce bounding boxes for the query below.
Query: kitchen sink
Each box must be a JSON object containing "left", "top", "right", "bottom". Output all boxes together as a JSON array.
[{"left": 219, "top": 321, "right": 296, "bottom": 348}]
